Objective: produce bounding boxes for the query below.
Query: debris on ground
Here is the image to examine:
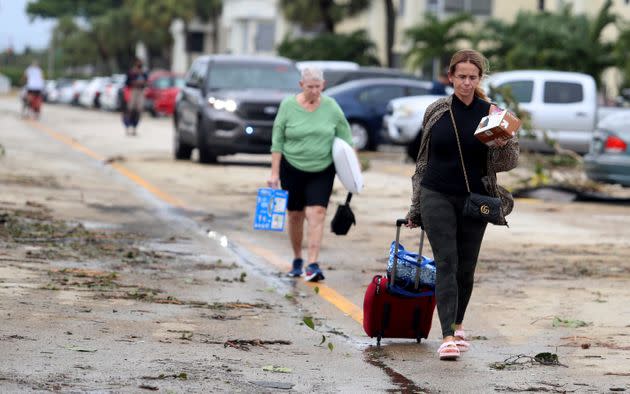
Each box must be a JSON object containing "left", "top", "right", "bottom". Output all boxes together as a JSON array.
[
  {"left": 490, "top": 353, "right": 567, "bottom": 370},
  {"left": 200, "top": 339, "right": 291, "bottom": 351}
]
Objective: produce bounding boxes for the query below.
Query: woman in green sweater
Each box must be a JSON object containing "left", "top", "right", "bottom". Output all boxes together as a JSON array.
[{"left": 268, "top": 67, "right": 354, "bottom": 282}]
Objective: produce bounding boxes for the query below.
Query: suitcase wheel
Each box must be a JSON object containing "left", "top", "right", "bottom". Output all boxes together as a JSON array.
[
  {"left": 416, "top": 337, "right": 421, "bottom": 343},
  {"left": 376, "top": 336, "right": 381, "bottom": 347}
]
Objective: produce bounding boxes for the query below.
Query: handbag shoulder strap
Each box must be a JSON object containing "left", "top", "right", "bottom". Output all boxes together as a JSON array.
[{"left": 448, "top": 107, "right": 471, "bottom": 193}]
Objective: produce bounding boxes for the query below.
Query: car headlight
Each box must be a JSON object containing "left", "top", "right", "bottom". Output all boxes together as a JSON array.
[
  {"left": 399, "top": 105, "right": 414, "bottom": 117},
  {"left": 208, "top": 97, "right": 237, "bottom": 112}
]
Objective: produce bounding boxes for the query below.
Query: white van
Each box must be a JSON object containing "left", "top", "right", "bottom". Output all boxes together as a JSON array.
[{"left": 485, "top": 70, "right": 597, "bottom": 154}]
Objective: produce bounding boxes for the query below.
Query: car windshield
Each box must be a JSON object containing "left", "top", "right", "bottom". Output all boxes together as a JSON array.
[
  {"left": 207, "top": 63, "right": 300, "bottom": 91},
  {"left": 152, "top": 77, "right": 176, "bottom": 89}
]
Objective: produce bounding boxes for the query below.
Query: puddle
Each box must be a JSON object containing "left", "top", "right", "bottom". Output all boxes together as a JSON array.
[{"left": 363, "top": 346, "right": 430, "bottom": 393}]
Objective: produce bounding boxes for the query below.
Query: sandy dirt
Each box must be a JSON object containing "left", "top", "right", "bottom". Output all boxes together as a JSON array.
[{"left": 1, "top": 96, "right": 629, "bottom": 393}]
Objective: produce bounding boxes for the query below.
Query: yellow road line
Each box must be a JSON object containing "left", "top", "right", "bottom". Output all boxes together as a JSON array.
[
  {"left": 26, "top": 118, "right": 366, "bottom": 326},
  {"left": 236, "top": 237, "right": 364, "bottom": 324},
  {"left": 26, "top": 120, "right": 186, "bottom": 209}
]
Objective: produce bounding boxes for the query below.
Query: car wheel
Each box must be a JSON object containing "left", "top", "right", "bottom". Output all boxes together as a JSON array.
[
  {"left": 196, "top": 120, "right": 218, "bottom": 164},
  {"left": 350, "top": 122, "right": 370, "bottom": 151},
  {"left": 173, "top": 117, "right": 193, "bottom": 160}
]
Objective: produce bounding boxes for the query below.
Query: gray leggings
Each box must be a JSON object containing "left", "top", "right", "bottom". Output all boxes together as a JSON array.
[{"left": 420, "top": 186, "right": 487, "bottom": 338}]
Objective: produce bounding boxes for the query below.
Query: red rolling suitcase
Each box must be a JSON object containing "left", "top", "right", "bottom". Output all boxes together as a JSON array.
[{"left": 363, "top": 219, "right": 436, "bottom": 346}]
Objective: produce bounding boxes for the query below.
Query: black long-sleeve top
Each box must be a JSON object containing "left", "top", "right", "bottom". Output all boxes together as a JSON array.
[{"left": 421, "top": 94, "right": 490, "bottom": 196}]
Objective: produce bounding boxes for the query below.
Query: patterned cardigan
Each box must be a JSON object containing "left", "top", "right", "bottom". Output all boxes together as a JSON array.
[{"left": 407, "top": 95, "right": 520, "bottom": 226}]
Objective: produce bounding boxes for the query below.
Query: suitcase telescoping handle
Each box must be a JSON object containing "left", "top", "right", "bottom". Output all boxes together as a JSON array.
[{"left": 394, "top": 218, "right": 425, "bottom": 290}]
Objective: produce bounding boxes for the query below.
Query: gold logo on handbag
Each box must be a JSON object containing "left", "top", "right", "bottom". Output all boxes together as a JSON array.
[{"left": 480, "top": 205, "right": 490, "bottom": 215}]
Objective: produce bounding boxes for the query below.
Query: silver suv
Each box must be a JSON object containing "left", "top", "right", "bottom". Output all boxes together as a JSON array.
[{"left": 174, "top": 55, "right": 300, "bottom": 163}]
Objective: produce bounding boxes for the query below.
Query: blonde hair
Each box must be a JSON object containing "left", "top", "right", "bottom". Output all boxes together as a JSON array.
[
  {"left": 301, "top": 67, "right": 324, "bottom": 82},
  {"left": 448, "top": 49, "right": 489, "bottom": 101}
]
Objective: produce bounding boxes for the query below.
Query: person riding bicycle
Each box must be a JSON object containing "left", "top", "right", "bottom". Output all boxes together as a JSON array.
[{"left": 22, "top": 60, "right": 45, "bottom": 118}]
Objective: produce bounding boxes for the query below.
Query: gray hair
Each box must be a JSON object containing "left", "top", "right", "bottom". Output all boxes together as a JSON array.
[{"left": 300, "top": 67, "right": 324, "bottom": 82}]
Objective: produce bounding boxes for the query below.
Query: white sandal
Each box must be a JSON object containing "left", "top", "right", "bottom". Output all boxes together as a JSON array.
[
  {"left": 437, "top": 341, "right": 460, "bottom": 360},
  {"left": 454, "top": 329, "right": 470, "bottom": 352}
]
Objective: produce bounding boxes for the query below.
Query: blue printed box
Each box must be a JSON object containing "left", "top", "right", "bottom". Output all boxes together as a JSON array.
[{"left": 253, "top": 188, "right": 288, "bottom": 231}]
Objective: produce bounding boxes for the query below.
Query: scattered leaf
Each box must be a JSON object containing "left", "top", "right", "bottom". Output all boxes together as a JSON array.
[
  {"left": 552, "top": 316, "right": 590, "bottom": 328},
  {"left": 303, "top": 316, "right": 315, "bottom": 330},
  {"left": 314, "top": 286, "right": 319, "bottom": 294},
  {"left": 262, "top": 365, "right": 292, "bottom": 373},
  {"left": 65, "top": 345, "right": 97, "bottom": 353},
  {"left": 319, "top": 335, "right": 326, "bottom": 345},
  {"left": 328, "top": 342, "right": 334, "bottom": 351}
]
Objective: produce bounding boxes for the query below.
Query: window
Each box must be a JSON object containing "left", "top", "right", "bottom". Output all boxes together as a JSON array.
[
  {"left": 470, "top": 0, "right": 491, "bottom": 15},
  {"left": 538, "top": 0, "right": 545, "bottom": 10},
  {"left": 544, "top": 81, "right": 583, "bottom": 104},
  {"left": 408, "top": 86, "right": 431, "bottom": 96},
  {"left": 445, "top": 0, "right": 465, "bottom": 12},
  {"left": 207, "top": 63, "right": 300, "bottom": 91},
  {"left": 255, "top": 21, "right": 275, "bottom": 52},
  {"left": 186, "top": 32, "right": 204, "bottom": 53},
  {"left": 443, "top": 0, "right": 492, "bottom": 16},
  {"left": 397, "top": 0, "right": 406, "bottom": 16},
  {"left": 357, "top": 85, "right": 405, "bottom": 106},
  {"left": 497, "top": 80, "right": 534, "bottom": 103},
  {"left": 186, "top": 60, "right": 207, "bottom": 87}
]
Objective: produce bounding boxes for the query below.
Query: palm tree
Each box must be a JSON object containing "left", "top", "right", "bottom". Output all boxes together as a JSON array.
[
  {"left": 279, "top": 0, "right": 370, "bottom": 33},
  {"left": 477, "top": 0, "right": 616, "bottom": 86},
  {"left": 404, "top": 12, "right": 473, "bottom": 79}
]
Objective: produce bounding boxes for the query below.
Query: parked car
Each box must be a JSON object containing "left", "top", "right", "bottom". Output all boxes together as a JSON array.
[
  {"left": 485, "top": 70, "right": 598, "bottom": 154},
  {"left": 383, "top": 94, "right": 449, "bottom": 159},
  {"left": 144, "top": 71, "right": 184, "bottom": 117},
  {"left": 78, "top": 77, "right": 110, "bottom": 108},
  {"left": 58, "top": 79, "right": 88, "bottom": 105},
  {"left": 323, "top": 67, "right": 424, "bottom": 90},
  {"left": 584, "top": 112, "right": 630, "bottom": 186},
  {"left": 325, "top": 78, "right": 433, "bottom": 150},
  {"left": 99, "top": 74, "right": 126, "bottom": 111},
  {"left": 384, "top": 70, "right": 604, "bottom": 159},
  {"left": 296, "top": 60, "right": 359, "bottom": 72},
  {"left": 174, "top": 54, "right": 300, "bottom": 163}
]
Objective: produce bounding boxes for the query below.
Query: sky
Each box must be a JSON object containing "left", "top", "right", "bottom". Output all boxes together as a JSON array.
[{"left": 0, "top": 0, "right": 55, "bottom": 53}]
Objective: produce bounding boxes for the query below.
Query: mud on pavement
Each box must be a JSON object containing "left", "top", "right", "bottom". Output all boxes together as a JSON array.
[
  {"left": 0, "top": 112, "right": 394, "bottom": 393},
  {"left": 2, "top": 98, "right": 630, "bottom": 393}
]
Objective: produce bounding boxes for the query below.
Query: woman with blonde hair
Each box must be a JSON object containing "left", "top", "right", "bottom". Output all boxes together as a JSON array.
[{"left": 406, "top": 49, "right": 519, "bottom": 360}]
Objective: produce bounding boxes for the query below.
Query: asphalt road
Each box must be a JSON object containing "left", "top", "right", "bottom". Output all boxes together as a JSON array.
[{"left": 1, "top": 96, "right": 629, "bottom": 393}]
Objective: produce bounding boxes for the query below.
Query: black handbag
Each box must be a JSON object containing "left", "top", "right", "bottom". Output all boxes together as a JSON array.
[
  {"left": 449, "top": 108, "right": 502, "bottom": 225},
  {"left": 331, "top": 192, "right": 356, "bottom": 235},
  {"left": 463, "top": 192, "right": 502, "bottom": 224}
]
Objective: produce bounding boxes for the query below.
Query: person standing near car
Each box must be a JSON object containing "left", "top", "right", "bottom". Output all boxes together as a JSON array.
[
  {"left": 406, "top": 49, "right": 519, "bottom": 360},
  {"left": 123, "top": 58, "right": 148, "bottom": 136},
  {"left": 268, "top": 67, "right": 354, "bottom": 282},
  {"left": 22, "top": 60, "right": 45, "bottom": 118}
]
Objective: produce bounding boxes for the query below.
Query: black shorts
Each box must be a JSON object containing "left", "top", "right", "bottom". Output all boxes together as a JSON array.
[{"left": 280, "top": 157, "right": 335, "bottom": 211}]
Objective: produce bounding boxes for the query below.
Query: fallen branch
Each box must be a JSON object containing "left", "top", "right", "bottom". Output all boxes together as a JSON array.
[
  {"left": 201, "top": 338, "right": 291, "bottom": 351},
  {"left": 490, "top": 353, "right": 568, "bottom": 370}
]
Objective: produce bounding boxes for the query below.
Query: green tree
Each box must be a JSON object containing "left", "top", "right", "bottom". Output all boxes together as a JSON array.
[
  {"left": 279, "top": 0, "right": 370, "bottom": 33},
  {"left": 129, "top": 0, "right": 222, "bottom": 68},
  {"left": 26, "top": 0, "right": 124, "bottom": 19},
  {"left": 404, "top": 12, "right": 473, "bottom": 79},
  {"left": 51, "top": 16, "right": 99, "bottom": 70},
  {"left": 277, "top": 30, "right": 379, "bottom": 65},
  {"left": 477, "top": 0, "right": 616, "bottom": 86},
  {"left": 615, "top": 26, "right": 630, "bottom": 90}
]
